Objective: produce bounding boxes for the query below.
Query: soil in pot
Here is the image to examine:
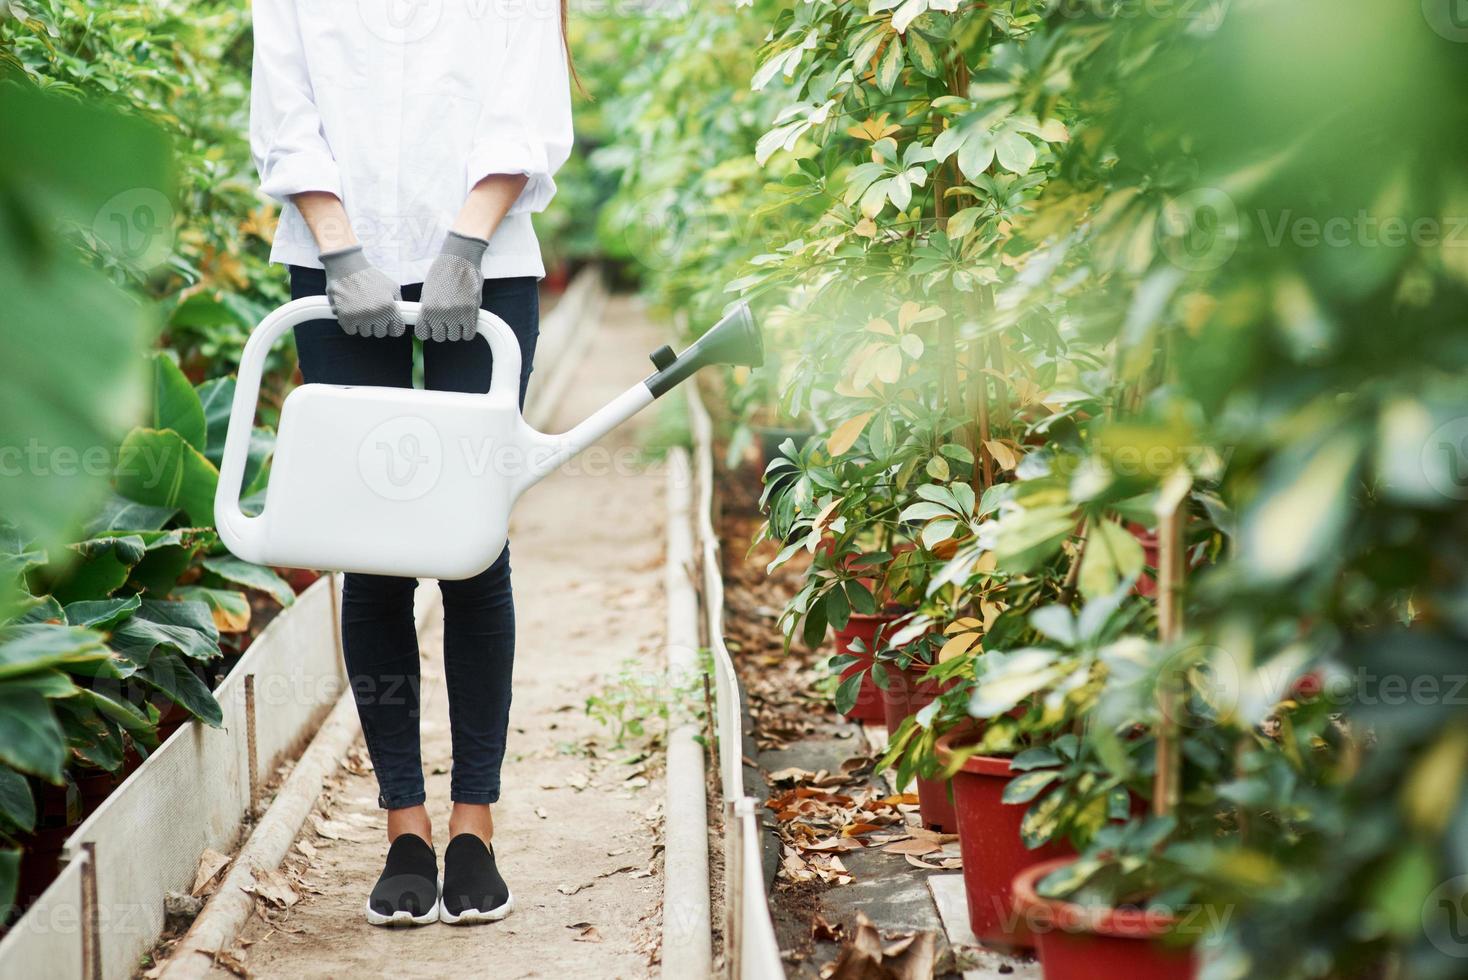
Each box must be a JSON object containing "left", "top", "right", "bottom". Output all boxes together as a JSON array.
[
  {"left": 832, "top": 612, "right": 900, "bottom": 724},
  {"left": 936, "top": 730, "right": 1073, "bottom": 949},
  {"left": 1012, "top": 858, "right": 1199, "bottom": 980},
  {"left": 880, "top": 664, "right": 956, "bottom": 832}
]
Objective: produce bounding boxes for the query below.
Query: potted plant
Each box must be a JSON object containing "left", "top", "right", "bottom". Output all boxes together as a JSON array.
[{"left": 931, "top": 587, "right": 1150, "bottom": 949}]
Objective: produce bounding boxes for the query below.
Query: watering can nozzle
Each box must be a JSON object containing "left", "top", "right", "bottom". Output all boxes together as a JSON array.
[{"left": 643, "top": 301, "right": 763, "bottom": 398}]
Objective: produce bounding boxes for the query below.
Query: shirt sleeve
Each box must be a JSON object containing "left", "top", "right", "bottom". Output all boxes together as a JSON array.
[
  {"left": 249, "top": 0, "right": 343, "bottom": 203},
  {"left": 464, "top": 7, "right": 575, "bottom": 215}
]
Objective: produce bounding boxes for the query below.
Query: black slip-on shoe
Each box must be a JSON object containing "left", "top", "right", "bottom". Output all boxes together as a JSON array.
[
  {"left": 365, "top": 833, "right": 440, "bottom": 926},
  {"left": 439, "top": 834, "right": 514, "bottom": 925}
]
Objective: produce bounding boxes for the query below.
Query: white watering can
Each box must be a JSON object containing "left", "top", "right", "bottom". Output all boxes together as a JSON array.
[{"left": 214, "top": 297, "right": 761, "bottom": 579}]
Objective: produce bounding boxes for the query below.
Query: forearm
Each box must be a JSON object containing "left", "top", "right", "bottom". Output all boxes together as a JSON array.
[
  {"left": 451, "top": 174, "right": 529, "bottom": 240},
  {"left": 292, "top": 191, "right": 357, "bottom": 252}
]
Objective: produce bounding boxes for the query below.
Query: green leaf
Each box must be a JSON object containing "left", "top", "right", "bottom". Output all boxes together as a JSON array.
[
  {"left": 1078, "top": 520, "right": 1145, "bottom": 599},
  {"left": 202, "top": 556, "right": 295, "bottom": 607},
  {"left": 72, "top": 687, "right": 156, "bottom": 735},
  {"left": 10, "top": 594, "right": 65, "bottom": 627},
  {"left": 136, "top": 654, "right": 222, "bottom": 727},
  {"left": 0, "top": 688, "right": 66, "bottom": 780},
  {"left": 149, "top": 354, "right": 207, "bottom": 452},
  {"left": 921, "top": 518, "right": 958, "bottom": 549},
  {"left": 64, "top": 595, "right": 142, "bottom": 631},
  {"left": 905, "top": 28, "right": 941, "bottom": 76},
  {"left": 0, "top": 849, "right": 19, "bottom": 912},
  {"left": 834, "top": 670, "right": 865, "bottom": 716},
  {"left": 1011, "top": 746, "right": 1063, "bottom": 770},
  {"left": 0, "top": 624, "right": 111, "bottom": 681},
  {"left": 0, "top": 85, "right": 164, "bottom": 551},
  {"left": 1240, "top": 432, "right": 1364, "bottom": 583},
  {"left": 81, "top": 493, "right": 176, "bottom": 536},
  {"left": 875, "top": 36, "right": 903, "bottom": 94},
  {"left": 956, "top": 129, "right": 997, "bottom": 179},
  {"left": 48, "top": 534, "right": 148, "bottom": 604},
  {"left": 940, "top": 443, "right": 975, "bottom": 465},
  {"left": 947, "top": 207, "right": 981, "bottom": 238},
  {"left": 0, "top": 766, "right": 36, "bottom": 832},
  {"left": 995, "top": 505, "right": 1074, "bottom": 573},
  {"left": 114, "top": 427, "right": 220, "bottom": 527},
  {"left": 174, "top": 586, "right": 251, "bottom": 633},
  {"left": 970, "top": 648, "right": 1064, "bottom": 717},
  {"left": 196, "top": 376, "right": 235, "bottom": 466},
  {"left": 995, "top": 131, "right": 1037, "bottom": 174},
  {"left": 826, "top": 581, "right": 851, "bottom": 631},
  {"left": 1030, "top": 605, "right": 1077, "bottom": 646},
  {"left": 900, "top": 501, "right": 954, "bottom": 521},
  {"left": 109, "top": 598, "right": 221, "bottom": 667},
  {"left": 802, "top": 593, "right": 830, "bottom": 649},
  {"left": 1003, "top": 770, "right": 1060, "bottom": 804},
  {"left": 846, "top": 578, "right": 877, "bottom": 616}
]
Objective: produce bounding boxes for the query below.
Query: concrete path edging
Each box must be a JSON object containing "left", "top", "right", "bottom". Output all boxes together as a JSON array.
[{"left": 661, "top": 446, "right": 714, "bottom": 976}]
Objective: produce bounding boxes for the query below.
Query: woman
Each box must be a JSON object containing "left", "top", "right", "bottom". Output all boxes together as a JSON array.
[{"left": 249, "top": 0, "right": 572, "bottom": 926}]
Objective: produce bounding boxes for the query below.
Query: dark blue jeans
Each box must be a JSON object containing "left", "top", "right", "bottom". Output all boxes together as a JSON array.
[{"left": 289, "top": 265, "right": 540, "bottom": 808}]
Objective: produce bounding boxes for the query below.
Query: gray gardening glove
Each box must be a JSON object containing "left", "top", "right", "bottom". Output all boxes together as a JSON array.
[
  {"left": 320, "top": 245, "right": 406, "bottom": 339},
  {"left": 417, "top": 231, "right": 488, "bottom": 342}
]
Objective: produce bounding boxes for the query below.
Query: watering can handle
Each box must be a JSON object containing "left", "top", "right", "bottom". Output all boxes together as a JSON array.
[{"left": 213, "top": 297, "right": 523, "bottom": 562}]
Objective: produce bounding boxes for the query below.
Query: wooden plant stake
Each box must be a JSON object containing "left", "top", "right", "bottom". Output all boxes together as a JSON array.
[{"left": 1152, "top": 497, "right": 1185, "bottom": 816}]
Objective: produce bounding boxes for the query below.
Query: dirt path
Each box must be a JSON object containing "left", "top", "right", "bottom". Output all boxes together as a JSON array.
[{"left": 226, "top": 297, "right": 671, "bottom": 979}]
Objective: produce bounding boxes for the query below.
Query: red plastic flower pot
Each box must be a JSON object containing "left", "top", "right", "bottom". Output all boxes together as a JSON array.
[
  {"left": 832, "top": 612, "right": 899, "bottom": 724},
  {"left": 881, "top": 664, "right": 956, "bottom": 832},
  {"left": 935, "top": 731, "right": 1073, "bottom": 949},
  {"left": 1012, "top": 859, "right": 1199, "bottom": 980}
]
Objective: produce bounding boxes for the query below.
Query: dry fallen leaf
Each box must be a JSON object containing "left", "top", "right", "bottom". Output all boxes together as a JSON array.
[
  {"left": 294, "top": 839, "right": 317, "bottom": 861},
  {"left": 597, "top": 865, "right": 638, "bottom": 878},
  {"left": 310, "top": 815, "right": 371, "bottom": 843},
  {"left": 768, "top": 766, "right": 816, "bottom": 784},
  {"left": 558, "top": 881, "right": 592, "bottom": 896},
  {"left": 244, "top": 867, "right": 299, "bottom": 909},
  {"left": 882, "top": 839, "right": 941, "bottom": 857},
  {"left": 568, "top": 923, "right": 602, "bottom": 943},
  {"left": 192, "top": 848, "right": 232, "bottom": 897},
  {"left": 811, "top": 914, "right": 845, "bottom": 942},
  {"left": 212, "top": 945, "right": 251, "bottom": 978},
  {"left": 825, "top": 914, "right": 938, "bottom": 980}
]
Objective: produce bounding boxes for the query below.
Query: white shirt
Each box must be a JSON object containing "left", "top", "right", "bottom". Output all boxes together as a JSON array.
[{"left": 250, "top": 0, "right": 573, "bottom": 283}]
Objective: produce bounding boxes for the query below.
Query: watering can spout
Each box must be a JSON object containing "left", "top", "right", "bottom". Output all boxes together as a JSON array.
[
  {"left": 645, "top": 301, "right": 763, "bottom": 396},
  {"left": 515, "top": 301, "right": 762, "bottom": 495}
]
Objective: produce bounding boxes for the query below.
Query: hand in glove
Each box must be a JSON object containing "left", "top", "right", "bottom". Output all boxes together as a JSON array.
[
  {"left": 320, "top": 245, "right": 406, "bottom": 338},
  {"left": 417, "top": 232, "right": 489, "bottom": 342}
]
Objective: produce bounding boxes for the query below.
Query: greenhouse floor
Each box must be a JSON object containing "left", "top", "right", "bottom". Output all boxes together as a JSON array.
[{"left": 191, "top": 299, "right": 675, "bottom": 977}]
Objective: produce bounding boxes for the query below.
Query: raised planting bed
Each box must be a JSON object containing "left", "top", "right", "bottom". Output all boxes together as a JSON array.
[{"left": 0, "top": 575, "right": 347, "bottom": 980}]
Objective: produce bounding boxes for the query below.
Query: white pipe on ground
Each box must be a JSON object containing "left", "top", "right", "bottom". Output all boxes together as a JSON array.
[{"left": 662, "top": 447, "right": 714, "bottom": 976}]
